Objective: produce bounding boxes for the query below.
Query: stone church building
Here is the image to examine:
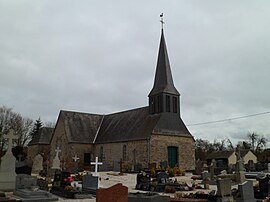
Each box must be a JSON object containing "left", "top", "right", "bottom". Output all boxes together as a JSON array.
[{"left": 28, "top": 29, "right": 195, "bottom": 171}]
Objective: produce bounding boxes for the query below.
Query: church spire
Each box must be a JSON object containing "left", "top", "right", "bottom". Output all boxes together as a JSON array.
[{"left": 148, "top": 21, "right": 181, "bottom": 115}]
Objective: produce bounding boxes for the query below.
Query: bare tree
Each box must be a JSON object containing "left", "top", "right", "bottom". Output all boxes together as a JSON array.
[
  {"left": 247, "top": 132, "right": 267, "bottom": 153},
  {"left": 0, "top": 106, "right": 34, "bottom": 151}
]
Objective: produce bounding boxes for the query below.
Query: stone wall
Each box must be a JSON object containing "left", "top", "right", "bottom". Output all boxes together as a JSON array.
[
  {"left": 149, "top": 134, "right": 195, "bottom": 170},
  {"left": 95, "top": 140, "right": 149, "bottom": 169}
]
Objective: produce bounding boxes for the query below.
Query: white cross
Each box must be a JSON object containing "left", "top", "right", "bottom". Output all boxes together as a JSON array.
[
  {"left": 72, "top": 154, "right": 79, "bottom": 162},
  {"left": 4, "top": 129, "right": 18, "bottom": 154},
  {"left": 55, "top": 146, "right": 61, "bottom": 159},
  {"left": 91, "top": 156, "right": 103, "bottom": 176}
]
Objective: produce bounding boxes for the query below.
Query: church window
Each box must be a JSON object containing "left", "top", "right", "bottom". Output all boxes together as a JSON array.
[
  {"left": 166, "top": 95, "right": 171, "bottom": 112},
  {"left": 84, "top": 153, "right": 91, "bottom": 165},
  {"left": 173, "top": 97, "right": 178, "bottom": 113},
  {"left": 123, "top": 145, "right": 127, "bottom": 161},
  {"left": 99, "top": 146, "right": 104, "bottom": 161}
]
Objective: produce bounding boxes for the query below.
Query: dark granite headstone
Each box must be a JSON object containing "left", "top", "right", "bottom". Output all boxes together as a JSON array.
[
  {"left": 96, "top": 183, "right": 128, "bottom": 202},
  {"left": 236, "top": 180, "right": 255, "bottom": 202},
  {"left": 134, "top": 163, "right": 142, "bottom": 172},
  {"left": 136, "top": 172, "right": 151, "bottom": 191},
  {"left": 113, "top": 160, "right": 120, "bottom": 172},
  {"left": 157, "top": 172, "right": 169, "bottom": 184}
]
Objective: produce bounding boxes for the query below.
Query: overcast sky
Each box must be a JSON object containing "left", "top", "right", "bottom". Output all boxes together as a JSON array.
[{"left": 1, "top": 1, "right": 270, "bottom": 145}]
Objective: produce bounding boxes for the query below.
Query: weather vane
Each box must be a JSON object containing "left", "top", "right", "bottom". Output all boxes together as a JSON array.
[{"left": 160, "top": 13, "right": 164, "bottom": 29}]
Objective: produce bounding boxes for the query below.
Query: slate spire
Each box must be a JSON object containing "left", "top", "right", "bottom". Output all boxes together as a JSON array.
[
  {"left": 148, "top": 28, "right": 181, "bottom": 115},
  {"left": 149, "top": 29, "right": 180, "bottom": 97}
]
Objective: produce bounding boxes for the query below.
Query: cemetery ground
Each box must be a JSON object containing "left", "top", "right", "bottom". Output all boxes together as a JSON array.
[{"left": 2, "top": 171, "right": 220, "bottom": 202}]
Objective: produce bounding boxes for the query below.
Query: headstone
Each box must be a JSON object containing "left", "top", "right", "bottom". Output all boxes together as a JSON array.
[
  {"left": 0, "top": 129, "right": 17, "bottom": 191},
  {"left": 134, "top": 163, "right": 142, "bottom": 173},
  {"left": 72, "top": 154, "right": 79, "bottom": 173},
  {"left": 51, "top": 147, "right": 61, "bottom": 170},
  {"left": 201, "top": 171, "right": 211, "bottom": 181},
  {"left": 216, "top": 178, "right": 233, "bottom": 202},
  {"left": 82, "top": 174, "right": 98, "bottom": 195},
  {"left": 15, "top": 154, "right": 32, "bottom": 175},
  {"left": 90, "top": 156, "right": 102, "bottom": 177},
  {"left": 236, "top": 180, "right": 255, "bottom": 202},
  {"left": 96, "top": 183, "right": 128, "bottom": 202},
  {"left": 13, "top": 174, "right": 58, "bottom": 201},
  {"left": 113, "top": 160, "right": 120, "bottom": 172},
  {"left": 135, "top": 172, "right": 151, "bottom": 191},
  {"left": 32, "top": 154, "right": 43, "bottom": 174},
  {"left": 157, "top": 171, "right": 169, "bottom": 184},
  {"left": 268, "top": 163, "right": 270, "bottom": 173}
]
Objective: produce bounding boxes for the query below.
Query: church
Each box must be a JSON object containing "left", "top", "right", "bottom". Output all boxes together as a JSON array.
[{"left": 28, "top": 28, "right": 195, "bottom": 172}]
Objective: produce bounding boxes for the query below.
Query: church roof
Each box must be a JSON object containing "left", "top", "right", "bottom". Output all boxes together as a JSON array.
[
  {"left": 149, "top": 29, "right": 180, "bottom": 97},
  {"left": 52, "top": 107, "right": 193, "bottom": 144},
  {"left": 28, "top": 127, "right": 53, "bottom": 145},
  {"left": 59, "top": 110, "right": 104, "bottom": 144},
  {"left": 95, "top": 107, "right": 160, "bottom": 143}
]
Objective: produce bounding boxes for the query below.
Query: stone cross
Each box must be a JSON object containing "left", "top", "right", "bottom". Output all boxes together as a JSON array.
[
  {"left": 72, "top": 154, "right": 79, "bottom": 162},
  {"left": 91, "top": 157, "right": 103, "bottom": 176},
  {"left": 55, "top": 147, "right": 61, "bottom": 159},
  {"left": 4, "top": 129, "right": 17, "bottom": 154}
]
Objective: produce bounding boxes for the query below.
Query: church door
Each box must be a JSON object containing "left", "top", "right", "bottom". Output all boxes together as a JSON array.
[{"left": 168, "top": 146, "right": 178, "bottom": 167}]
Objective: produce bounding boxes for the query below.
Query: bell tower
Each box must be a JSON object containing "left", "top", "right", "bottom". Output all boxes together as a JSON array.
[{"left": 148, "top": 28, "right": 180, "bottom": 116}]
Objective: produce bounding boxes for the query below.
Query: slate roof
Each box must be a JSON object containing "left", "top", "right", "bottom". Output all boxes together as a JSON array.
[
  {"left": 59, "top": 110, "right": 104, "bottom": 144},
  {"left": 28, "top": 127, "right": 54, "bottom": 145},
  {"left": 149, "top": 29, "right": 180, "bottom": 97},
  {"left": 206, "top": 150, "right": 251, "bottom": 160},
  {"left": 52, "top": 107, "right": 193, "bottom": 144}
]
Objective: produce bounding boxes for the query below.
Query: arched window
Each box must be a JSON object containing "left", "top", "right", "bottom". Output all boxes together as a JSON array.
[
  {"left": 123, "top": 145, "right": 127, "bottom": 161},
  {"left": 99, "top": 146, "right": 104, "bottom": 161}
]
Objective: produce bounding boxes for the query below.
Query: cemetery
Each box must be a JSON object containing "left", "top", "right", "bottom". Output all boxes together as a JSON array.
[{"left": 1, "top": 129, "right": 270, "bottom": 202}]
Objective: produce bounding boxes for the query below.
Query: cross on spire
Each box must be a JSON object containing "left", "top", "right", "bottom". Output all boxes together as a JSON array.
[
  {"left": 4, "top": 129, "right": 18, "bottom": 154},
  {"left": 91, "top": 156, "right": 103, "bottom": 176},
  {"left": 160, "top": 13, "right": 164, "bottom": 29}
]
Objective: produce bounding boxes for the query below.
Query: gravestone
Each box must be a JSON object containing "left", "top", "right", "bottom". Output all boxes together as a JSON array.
[
  {"left": 13, "top": 174, "right": 58, "bottom": 201},
  {"left": 82, "top": 173, "right": 99, "bottom": 195},
  {"left": 51, "top": 170, "right": 78, "bottom": 198},
  {"left": 128, "top": 192, "right": 170, "bottom": 202},
  {"left": 236, "top": 180, "right": 255, "bottom": 202},
  {"left": 136, "top": 172, "right": 151, "bottom": 191},
  {"left": 32, "top": 154, "right": 43, "bottom": 175},
  {"left": 90, "top": 156, "right": 102, "bottom": 177},
  {"left": 72, "top": 154, "right": 79, "bottom": 173},
  {"left": 0, "top": 129, "right": 17, "bottom": 191},
  {"left": 51, "top": 147, "right": 61, "bottom": 170},
  {"left": 113, "top": 160, "right": 120, "bottom": 172},
  {"left": 209, "top": 159, "right": 216, "bottom": 180},
  {"left": 15, "top": 154, "right": 32, "bottom": 175},
  {"left": 216, "top": 178, "right": 233, "bottom": 202},
  {"left": 157, "top": 172, "right": 169, "bottom": 184},
  {"left": 96, "top": 183, "right": 128, "bottom": 202},
  {"left": 134, "top": 163, "right": 142, "bottom": 173},
  {"left": 268, "top": 163, "right": 270, "bottom": 173}
]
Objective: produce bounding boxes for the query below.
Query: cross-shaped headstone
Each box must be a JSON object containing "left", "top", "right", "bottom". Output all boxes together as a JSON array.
[
  {"left": 55, "top": 147, "right": 61, "bottom": 159},
  {"left": 91, "top": 156, "right": 103, "bottom": 176},
  {"left": 72, "top": 154, "right": 79, "bottom": 162},
  {"left": 4, "top": 129, "right": 17, "bottom": 154}
]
